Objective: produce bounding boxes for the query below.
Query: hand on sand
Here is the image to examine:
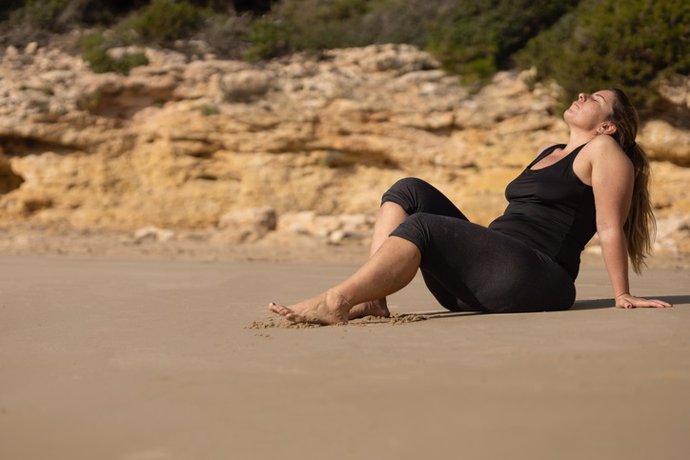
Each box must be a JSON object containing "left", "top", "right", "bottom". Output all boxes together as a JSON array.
[{"left": 615, "top": 293, "right": 673, "bottom": 309}]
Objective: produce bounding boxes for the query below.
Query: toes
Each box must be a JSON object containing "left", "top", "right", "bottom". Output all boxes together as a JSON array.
[
  {"left": 268, "top": 303, "right": 317, "bottom": 323},
  {"left": 269, "top": 303, "right": 293, "bottom": 317}
]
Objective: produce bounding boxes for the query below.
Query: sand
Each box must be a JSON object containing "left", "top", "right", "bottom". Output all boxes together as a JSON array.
[{"left": 1, "top": 253, "right": 689, "bottom": 460}]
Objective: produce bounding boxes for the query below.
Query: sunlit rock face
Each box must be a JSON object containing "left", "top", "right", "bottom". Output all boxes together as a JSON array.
[{"left": 1, "top": 42, "right": 688, "bottom": 254}]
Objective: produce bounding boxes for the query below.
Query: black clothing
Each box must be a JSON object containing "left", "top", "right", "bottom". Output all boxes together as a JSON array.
[
  {"left": 381, "top": 149, "right": 593, "bottom": 312},
  {"left": 489, "top": 144, "right": 596, "bottom": 279}
]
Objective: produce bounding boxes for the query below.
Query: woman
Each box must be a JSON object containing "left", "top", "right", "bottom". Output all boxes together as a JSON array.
[{"left": 269, "top": 88, "right": 672, "bottom": 324}]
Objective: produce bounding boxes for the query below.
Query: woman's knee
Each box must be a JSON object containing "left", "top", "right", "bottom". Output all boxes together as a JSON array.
[
  {"left": 384, "top": 177, "right": 431, "bottom": 196},
  {"left": 381, "top": 177, "right": 432, "bottom": 214},
  {"left": 391, "top": 177, "right": 430, "bottom": 188},
  {"left": 382, "top": 177, "right": 467, "bottom": 221}
]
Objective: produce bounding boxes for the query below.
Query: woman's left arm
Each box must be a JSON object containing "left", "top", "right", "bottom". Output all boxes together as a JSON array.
[{"left": 590, "top": 137, "right": 672, "bottom": 309}]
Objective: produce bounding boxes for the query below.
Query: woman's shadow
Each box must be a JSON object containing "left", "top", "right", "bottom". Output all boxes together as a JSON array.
[{"left": 414, "top": 295, "right": 690, "bottom": 319}]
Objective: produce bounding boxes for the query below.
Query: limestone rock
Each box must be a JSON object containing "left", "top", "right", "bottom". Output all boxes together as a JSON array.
[
  {"left": 133, "top": 226, "right": 176, "bottom": 243},
  {"left": 650, "top": 162, "right": 690, "bottom": 216},
  {"left": 352, "top": 43, "right": 440, "bottom": 74},
  {"left": 640, "top": 120, "right": 690, "bottom": 166},
  {"left": 278, "top": 211, "right": 374, "bottom": 243},
  {"left": 658, "top": 74, "right": 690, "bottom": 108},
  {"left": 215, "top": 207, "right": 278, "bottom": 243},
  {"left": 0, "top": 150, "right": 24, "bottom": 194},
  {"left": 219, "top": 70, "right": 274, "bottom": 102},
  {"left": 654, "top": 214, "right": 690, "bottom": 254}
]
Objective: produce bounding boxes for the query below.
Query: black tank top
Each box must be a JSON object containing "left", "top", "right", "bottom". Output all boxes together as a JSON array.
[{"left": 488, "top": 144, "right": 596, "bottom": 279}]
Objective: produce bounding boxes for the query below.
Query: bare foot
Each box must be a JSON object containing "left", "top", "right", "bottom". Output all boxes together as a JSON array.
[
  {"left": 348, "top": 298, "right": 390, "bottom": 320},
  {"left": 268, "top": 289, "right": 351, "bottom": 325}
]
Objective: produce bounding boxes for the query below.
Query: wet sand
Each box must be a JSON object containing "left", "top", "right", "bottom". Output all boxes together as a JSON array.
[{"left": 1, "top": 254, "right": 689, "bottom": 460}]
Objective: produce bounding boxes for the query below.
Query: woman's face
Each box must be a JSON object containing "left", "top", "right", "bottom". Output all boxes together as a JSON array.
[{"left": 563, "top": 90, "right": 616, "bottom": 132}]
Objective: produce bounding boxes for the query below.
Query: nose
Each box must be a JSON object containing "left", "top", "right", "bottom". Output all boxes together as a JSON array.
[{"left": 578, "top": 93, "right": 587, "bottom": 102}]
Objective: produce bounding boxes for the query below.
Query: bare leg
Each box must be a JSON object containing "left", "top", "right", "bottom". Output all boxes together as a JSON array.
[
  {"left": 348, "top": 201, "right": 408, "bottom": 319},
  {"left": 269, "top": 236, "right": 420, "bottom": 325},
  {"left": 370, "top": 202, "right": 409, "bottom": 257}
]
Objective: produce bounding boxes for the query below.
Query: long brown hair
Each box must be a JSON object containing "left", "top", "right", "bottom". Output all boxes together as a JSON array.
[{"left": 608, "top": 88, "right": 655, "bottom": 273}]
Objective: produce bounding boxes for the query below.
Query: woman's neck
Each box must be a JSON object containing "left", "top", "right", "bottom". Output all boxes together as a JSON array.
[{"left": 562, "top": 128, "right": 597, "bottom": 154}]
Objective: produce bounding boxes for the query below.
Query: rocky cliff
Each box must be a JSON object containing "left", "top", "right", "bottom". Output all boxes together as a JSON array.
[{"left": 1, "top": 42, "right": 688, "bottom": 254}]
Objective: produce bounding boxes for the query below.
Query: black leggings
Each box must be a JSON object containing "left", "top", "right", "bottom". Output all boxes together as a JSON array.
[{"left": 382, "top": 177, "right": 575, "bottom": 313}]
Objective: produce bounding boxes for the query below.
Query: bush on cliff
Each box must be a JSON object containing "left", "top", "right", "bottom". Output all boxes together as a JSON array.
[
  {"left": 517, "top": 0, "right": 690, "bottom": 109},
  {"left": 3, "top": 1, "right": 234, "bottom": 38},
  {"left": 118, "top": 0, "right": 205, "bottom": 43},
  {"left": 245, "top": 0, "right": 467, "bottom": 60},
  {"left": 426, "top": 0, "right": 579, "bottom": 80},
  {"left": 245, "top": 0, "right": 373, "bottom": 60},
  {"left": 3, "top": 0, "right": 689, "bottom": 113},
  {"left": 9, "top": 0, "right": 70, "bottom": 30},
  {"left": 80, "top": 31, "right": 149, "bottom": 75},
  {"left": 77, "top": 0, "right": 213, "bottom": 69},
  {"left": 244, "top": 0, "right": 577, "bottom": 81}
]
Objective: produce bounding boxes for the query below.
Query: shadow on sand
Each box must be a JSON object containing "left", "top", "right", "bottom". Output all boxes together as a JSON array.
[{"left": 414, "top": 294, "right": 690, "bottom": 318}]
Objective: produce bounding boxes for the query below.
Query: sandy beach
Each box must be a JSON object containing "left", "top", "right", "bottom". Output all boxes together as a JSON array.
[
  {"left": 1, "top": 253, "right": 689, "bottom": 460},
  {"left": 1, "top": 2, "right": 688, "bottom": 458}
]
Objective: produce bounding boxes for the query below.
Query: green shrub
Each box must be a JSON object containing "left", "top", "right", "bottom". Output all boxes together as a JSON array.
[
  {"left": 426, "top": 0, "right": 579, "bottom": 81},
  {"left": 244, "top": 0, "right": 576, "bottom": 84},
  {"left": 123, "top": 0, "right": 205, "bottom": 42},
  {"left": 356, "top": 0, "right": 450, "bottom": 48},
  {"left": 80, "top": 31, "right": 149, "bottom": 75},
  {"left": 517, "top": 0, "right": 690, "bottom": 110},
  {"left": 66, "top": 0, "right": 143, "bottom": 26},
  {"left": 244, "top": 16, "right": 293, "bottom": 61},
  {"left": 4, "top": 0, "right": 687, "bottom": 117},
  {"left": 195, "top": 12, "right": 250, "bottom": 58},
  {"left": 13, "top": 0, "right": 70, "bottom": 30},
  {"left": 245, "top": 0, "right": 373, "bottom": 60},
  {"left": 244, "top": 0, "right": 455, "bottom": 60}
]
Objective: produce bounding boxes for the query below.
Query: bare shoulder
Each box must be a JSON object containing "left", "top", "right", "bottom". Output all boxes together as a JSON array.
[
  {"left": 582, "top": 136, "right": 632, "bottom": 170},
  {"left": 583, "top": 135, "right": 627, "bottom": 159},
  {"left": 584, "top": 136, "right": 633, "bottom": 191}
]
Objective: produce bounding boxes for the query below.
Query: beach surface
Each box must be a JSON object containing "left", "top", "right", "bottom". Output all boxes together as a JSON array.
[{"left": 1, "top": 254, "right": 689, "bottom": 460}]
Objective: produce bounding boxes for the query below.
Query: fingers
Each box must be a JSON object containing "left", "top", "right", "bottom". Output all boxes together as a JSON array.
[
  {"left": 635, "top": 298, "right": 673, "bottom": 308},
  {"left": 616, "top": 297, "right": 673, "bottom": 309}
]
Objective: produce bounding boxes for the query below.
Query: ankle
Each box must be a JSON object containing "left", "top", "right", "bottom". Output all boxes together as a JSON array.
[{"left": 327, "top": 289, "right": 352, "bottom": 311}]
